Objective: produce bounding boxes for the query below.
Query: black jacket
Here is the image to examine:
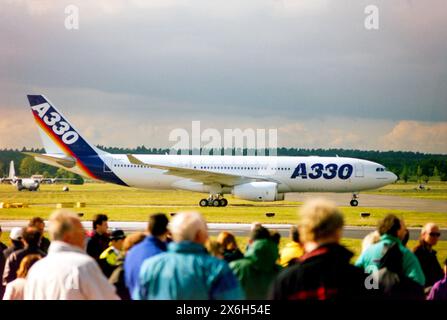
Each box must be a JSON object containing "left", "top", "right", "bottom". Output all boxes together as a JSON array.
[
  {"left": 39, "top": 237, "right": 51, "bottom": 254},
  {"left": 2, "top": 246, "right": 46, "bottom": 285},
  {"left": 413, "top": 241, "right": 444, "bottom": 288},
  {"left": 269, "top": 243, "right": 369, "bottom": 300},
  {"left": 86, "top": 231, "right": 110, "bottom": 262}
]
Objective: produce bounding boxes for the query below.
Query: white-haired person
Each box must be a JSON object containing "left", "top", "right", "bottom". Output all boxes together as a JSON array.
[
  {"left": 269, "top": 198, "right": 368, "bottom": 300},
  {"left": 24, "top": 210, "right": 119, "bottom": 300},
  {"left": 134, "top": 211, "right": 244, "bottom": 300},
  {"left": 413, "top": 223, "right": 444, "bottom": 289}
]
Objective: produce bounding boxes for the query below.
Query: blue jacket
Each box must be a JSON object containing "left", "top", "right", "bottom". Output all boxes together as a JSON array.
[
  {"left": 134, "top": 241, "right": 245, "bottom": 300},
  {"left": 124, "top": 236, "right": 167, "bottom": 297},
  {"left": 355, "top": 234, "right": 425, "bottom": 286}
]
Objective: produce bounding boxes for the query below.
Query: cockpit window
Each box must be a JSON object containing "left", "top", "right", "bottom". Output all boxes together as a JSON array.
[{"left": 376, "top": 167, "right": 386, "bottom": 172}]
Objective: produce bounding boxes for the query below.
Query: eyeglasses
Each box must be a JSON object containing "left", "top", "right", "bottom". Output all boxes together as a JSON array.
[{"left": 429, "top": 232, "right": 441, "bottom": 237}]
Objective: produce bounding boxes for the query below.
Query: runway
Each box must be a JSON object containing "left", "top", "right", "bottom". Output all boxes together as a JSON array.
[
  {"left": 285, "top": 193, "right": 447, "bottom": 213},
  {"left": 1, "top": 220, "right": 446, "bottom": 240}
]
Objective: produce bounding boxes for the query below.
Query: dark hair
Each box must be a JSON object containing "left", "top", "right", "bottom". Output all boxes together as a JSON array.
[
  {"left": 29, "top": 217, "right": 44, "bottom": 227},
  {"left": 249, "top": 225, "right": 270, "bottom": 241},
  {"left": 270, "top": 231, "right": 281, "bottom": 245},
  {"left": 290, "top": 225, "right": 299, "bottom": 243},
  {"left": 148, "top": 213, "right": 169, "bottom": 237},
  {"left": 378, "top": 214, "right": 401, "bottom": 237},
  {"left": 23, "top": 227, "right": 42, "bottom": 247},
  {"left": 92, "top": 214, "right": 108, "bottom": 230},
  {"left": 401, "top": 229, "right": 409, "bottom": 247}
]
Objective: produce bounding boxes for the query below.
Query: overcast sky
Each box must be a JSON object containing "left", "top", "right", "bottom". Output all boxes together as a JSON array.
[{"left": 0, "top": 0, "right": 446, "bottom": 153}]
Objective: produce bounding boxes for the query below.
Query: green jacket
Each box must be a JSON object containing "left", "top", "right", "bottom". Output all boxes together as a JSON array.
[
  {"left": 229, "top": 239, "right": 282, "bottom": 299},
  {"left": 355, "top": 234, "right": 425, "bottom": 286}
]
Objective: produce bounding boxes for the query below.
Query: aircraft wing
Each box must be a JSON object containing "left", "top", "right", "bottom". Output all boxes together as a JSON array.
[
  {"left": 126, "top": 154, "right": 274, "bottom": 187},
  {"left": 38, "top": 178, "right": 75, "bottom": 183}
]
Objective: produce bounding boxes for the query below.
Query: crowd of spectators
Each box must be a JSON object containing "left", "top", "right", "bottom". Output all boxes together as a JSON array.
[{"left": 0, "top": 198, "right": 445, "bottom": 300}]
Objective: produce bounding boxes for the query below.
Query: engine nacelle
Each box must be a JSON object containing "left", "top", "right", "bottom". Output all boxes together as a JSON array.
[{"left": 232, "top": 182, "right": 284, "bottom": 201}]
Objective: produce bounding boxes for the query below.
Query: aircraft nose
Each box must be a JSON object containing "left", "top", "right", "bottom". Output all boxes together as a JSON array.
[{"left": 390, "top": 172, "right": 398, "bottom": 182}]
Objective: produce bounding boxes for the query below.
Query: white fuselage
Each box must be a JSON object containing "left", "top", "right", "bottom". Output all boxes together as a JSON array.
[{"left": 51, "top": 154, "right": 397, "bottom": 196}]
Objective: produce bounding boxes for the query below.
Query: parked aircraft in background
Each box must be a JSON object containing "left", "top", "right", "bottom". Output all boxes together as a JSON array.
[
  {"left": 25, "top": 95, "right": 397, "bottom": 206},
  {"left": 0, "top": 160, "right": 72, "bottom": 191}
]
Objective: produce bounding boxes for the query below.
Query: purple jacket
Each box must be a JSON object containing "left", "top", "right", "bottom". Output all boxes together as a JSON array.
[{"left": 427, "top": 276, "right": 447, "bottom": 300}]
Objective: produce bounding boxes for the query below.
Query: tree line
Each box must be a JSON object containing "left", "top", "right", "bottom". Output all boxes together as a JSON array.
[{"left": 0, "top": 147, "right": 446, "bottom": 183}]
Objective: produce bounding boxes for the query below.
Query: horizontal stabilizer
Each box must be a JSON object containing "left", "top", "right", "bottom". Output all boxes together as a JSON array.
[{"left": 24, "top": 152, "right": 76, "bottom": 168}]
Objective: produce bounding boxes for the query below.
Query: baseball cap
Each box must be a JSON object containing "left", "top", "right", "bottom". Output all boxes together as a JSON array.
[
  {"left": 10, "top": 227, "right": 23, "bottom": 241},
  {"left": 110, "top": 229, "right": 125, "bottom": 241}
]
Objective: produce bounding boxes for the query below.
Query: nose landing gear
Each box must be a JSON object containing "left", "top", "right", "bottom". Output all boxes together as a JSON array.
[
  {"left": 350, "top": 193, "right": 359, "bottom": 207},
  {"left": 199, "top": 194, "right": 228, "bottom": 207}
]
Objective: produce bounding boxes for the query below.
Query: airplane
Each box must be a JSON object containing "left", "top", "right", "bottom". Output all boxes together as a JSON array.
[
  {"left": 0, "top": 160, "right": 73, "bottom": 191},
  {"left": 25, "top": 94, "right": 398, "bottom": 206}
]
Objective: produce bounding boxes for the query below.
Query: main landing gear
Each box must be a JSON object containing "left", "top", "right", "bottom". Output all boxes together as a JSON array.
[
  {"left": 350, "top": 193, "right": 359, "bottom": 207},
  {"left": 199, "top": 195, "right": 228, "bottom": 207}
]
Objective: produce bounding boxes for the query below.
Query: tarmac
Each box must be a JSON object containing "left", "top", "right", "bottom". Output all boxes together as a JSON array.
[{"left": 1, "top": 220, "right": 446, "bottom": 240}]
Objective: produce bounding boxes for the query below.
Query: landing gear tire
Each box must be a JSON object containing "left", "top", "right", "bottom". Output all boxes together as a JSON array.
[
  {"left": 219, "top": 198, "right": 228, "bottom": 207},
  {"left": 212, "top": 199, "right": 221, "bottom": 207},
  {"left": 199, "top": 199, "right": 208, "bottom": 207},
  {"left": 350, "top": 199, "right": 359, "bottom": 207}
]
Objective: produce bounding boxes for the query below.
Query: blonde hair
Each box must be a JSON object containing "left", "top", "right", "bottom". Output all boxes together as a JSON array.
[
  {"left": 298, "top": 198, "right": 344, "bottom": 242},
  {"left": 16, "top": 254, "right": 41, "bottom": 278},
  {"left": 216, "top": 231, "right": 238, "bottom": 251},
  {"left": 206, "top": 240, "right": 224, "bottom": 258},
  {"left": 169, "top": 211, "right": 207, "bottom": 242},
  {"left": 48, "top": 209, "right": 81, "bottom": 241}
]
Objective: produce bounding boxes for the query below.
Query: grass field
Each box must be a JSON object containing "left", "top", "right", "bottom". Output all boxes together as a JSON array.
[
  {"left": 366, "top": 181, "right": 447, "bottom": 200},
  {"left": 0, "top": 183, "right": 446, "bottom": 227}
]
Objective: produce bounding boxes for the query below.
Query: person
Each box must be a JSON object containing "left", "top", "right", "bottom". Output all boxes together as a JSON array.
[
  {"left": 361, "top": 230, "right": 380, "bottom": 253},
  {"left": 270, "top": 231, "right": 281, "bottom": 246},
  {"left": 28, "top": 217, "right": 51, "bottom": 253},
  {"left": 230, "top": 231, "right": 281, "bottom": 299},
  {"left": 279, "top": 225, "right": 303, "bottom": 267},
  {"left": 3, "top": 227, "right": 46, "bottom": 285},
  {"left": 24, "top": 209, "right": 119, "bottom": 300},
  {"left": 401, "top": 228, "right": 410, "bottom": 247},
  {"left": 2, "top": 227, "right": 24, "bottom": 260},
  {"left": 413, "top": 223, "right": 444, "bottom": 289},
  {"left": 134, "top": 211, "right": 244, "bottom": 300},
  {"left": 109, "top": 232, "right": 146, "bottom": 300},
  {"left": 356, "top": 214, "right": 425, "bottom": 287},
  {"left": 0, "top": 226, "right": 7, "bottom": 252},
  {"left": 427, "top": 258, "right": 447, "bottom": 301},
  {"left": 124, "top": 213, "right": 169, "bottom": 297},
  {"left": 269, "top": 198, "right": 368, "bottom": 300},
  {"left": 86, "top": 214, "right": 110, "bottom": 262},
  {"left": 0, "top": 227, "right": 23, "bottom": 298},
  {"left": 3, "top": 254, "right": 41, "bottom": 300},
  {"left": 216, "top": 231, "right": 243, "bottom": 263},
  {"left": 99, "top": 229, "right": 126, "bottom": 277},
  {"left": 206, "top": 240, "right": 224, "bottom": 259}
]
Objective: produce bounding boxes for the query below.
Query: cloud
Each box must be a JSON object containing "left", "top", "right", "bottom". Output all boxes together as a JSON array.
[
  {"left": 380, "top": 121, "right": 447, "bottom": 154},
  {"left": 0, "top": 1, "right": 446, "bottom": 154}
]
